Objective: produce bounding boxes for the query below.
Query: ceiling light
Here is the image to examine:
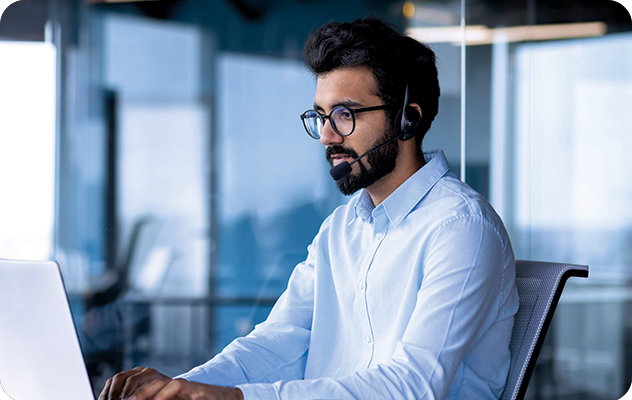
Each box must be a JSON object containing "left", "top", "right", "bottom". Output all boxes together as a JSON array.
[{"left": 406, "top": 22, "right": 607, "bottom": 46}]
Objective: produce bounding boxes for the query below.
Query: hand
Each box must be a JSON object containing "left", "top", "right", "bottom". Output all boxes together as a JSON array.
[
  {"left": 99, "top": 366, "right": 244, "bottom": 400},
  {"left": 125, "top": 378, "right": 244, "bottom": 400},
  {"left": 99, "top": 367, "right": 169, "bottom": 400}
]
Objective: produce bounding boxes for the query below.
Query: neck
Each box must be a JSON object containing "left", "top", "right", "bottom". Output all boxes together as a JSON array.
[{"left": 366, "top": 144, "right": 425, "bottom": 206}]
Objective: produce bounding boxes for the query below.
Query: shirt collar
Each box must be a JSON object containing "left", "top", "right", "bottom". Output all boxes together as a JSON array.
[
  {"left": 353, "top": 149, "right": 450, "bottom": 226},
  {"left": 353, "top": 190, "right": 375, "bottom": 222}
]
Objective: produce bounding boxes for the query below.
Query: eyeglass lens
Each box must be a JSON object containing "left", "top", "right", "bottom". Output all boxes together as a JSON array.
[
  {"left": 302, "top": 106, "right": 355, "bottom": 139},
  {"left": 302, "top": 110, "right": 324, "bottom": 139}
]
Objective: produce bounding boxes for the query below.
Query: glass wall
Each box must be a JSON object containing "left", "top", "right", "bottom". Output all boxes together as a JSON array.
[
  {"left": 508, "top": 29, "right": 632, "bottom": 400},
  {"left": 409, "top": 2, "right": 631, "bottom": 397},
  {"left": 1, "top": 0, "right": 631, "bottom": 398}
]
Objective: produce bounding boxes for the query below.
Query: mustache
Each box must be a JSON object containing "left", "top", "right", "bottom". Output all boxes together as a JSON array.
[{"left": 325, "top": 145, "right": 359, "bottom": 163}]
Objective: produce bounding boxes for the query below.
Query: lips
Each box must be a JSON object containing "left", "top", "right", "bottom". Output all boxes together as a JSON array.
[
  {"left": 326, "top": 145, "right": 358, "bottom": 167},
  {"left": 330, "top": 154, "right": 353, "bottom": 167}
]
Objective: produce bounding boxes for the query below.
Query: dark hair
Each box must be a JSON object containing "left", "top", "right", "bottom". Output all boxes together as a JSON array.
[{"left": 303, "top": 17, "right": 440, "bottom": 143}]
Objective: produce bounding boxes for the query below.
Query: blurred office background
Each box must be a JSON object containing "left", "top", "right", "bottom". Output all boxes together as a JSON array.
[{"left": 0, "top": 0, "right": 630, "bottom": 398}]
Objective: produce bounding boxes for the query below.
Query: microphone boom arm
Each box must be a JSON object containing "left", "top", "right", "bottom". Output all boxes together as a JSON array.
[{"left": 329, "top": 133, "right": 403, "bottom": 181}]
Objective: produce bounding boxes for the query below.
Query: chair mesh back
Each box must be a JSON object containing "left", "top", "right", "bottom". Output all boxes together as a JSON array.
[{"left": 500, "top": 260, "right": 588, "bottom": 400}]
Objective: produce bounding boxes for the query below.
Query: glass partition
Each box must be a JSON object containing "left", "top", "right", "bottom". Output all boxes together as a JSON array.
[
  {"left": 1, "top": 0, "right": 631, "bottom": 398},
  {"left": 506, "top": 29, "right": 632, "bottom": 400},
  {"left": 461, "top": 1, "right": 632, "bottom": 399}
]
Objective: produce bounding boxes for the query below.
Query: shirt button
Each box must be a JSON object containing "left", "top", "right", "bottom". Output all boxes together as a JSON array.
[
  {"left": 359, "top": 282, "right": 365, "bottom": 290},
  {"left": 365, "top": 335, "right": 372, "bottom": 344},
  {"left": 376, "top": 233, "right": 383, "bottom": 240}
]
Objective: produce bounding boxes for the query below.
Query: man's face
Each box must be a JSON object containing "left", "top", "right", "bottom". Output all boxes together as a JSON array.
[{"left": 314, "top": 67, "right": 399, "bottom": 195}]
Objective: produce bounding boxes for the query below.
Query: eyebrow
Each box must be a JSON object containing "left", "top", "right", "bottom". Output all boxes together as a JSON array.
[{"left": 313, "top": 99, "right": 364, "bottom": 112}]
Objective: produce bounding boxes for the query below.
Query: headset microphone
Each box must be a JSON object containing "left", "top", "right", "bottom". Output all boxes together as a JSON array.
[
  {"left": 330, "top": 160, "right": 352, "bottom": 181},
  {"left": 329, "top": 134, "right": 403, "bottom": 181}
]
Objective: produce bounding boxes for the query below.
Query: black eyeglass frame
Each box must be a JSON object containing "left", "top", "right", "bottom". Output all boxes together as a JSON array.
[{"left": 300, "top": 104, "right": 395, "bottom": 139}]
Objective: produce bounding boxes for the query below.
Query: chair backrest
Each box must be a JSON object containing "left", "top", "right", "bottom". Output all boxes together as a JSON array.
[{"left": 500, "top": 260, "right": 589, "bottom": 400}]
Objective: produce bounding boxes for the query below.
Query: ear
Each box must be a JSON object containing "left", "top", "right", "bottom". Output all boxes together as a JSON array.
[
  {"left": 409, "top": 103, "right": 422, "bottom": 120},
  {"left": 396, "top": 102, "right": 423, "bottom": 141}
]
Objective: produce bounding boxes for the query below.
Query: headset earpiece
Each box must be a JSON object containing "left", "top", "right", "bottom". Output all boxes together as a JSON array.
[{"left": 394, "top": 83, "right": 420, "bottom": 141}]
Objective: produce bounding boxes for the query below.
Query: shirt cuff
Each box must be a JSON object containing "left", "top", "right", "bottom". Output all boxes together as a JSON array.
[{"left": 236, "top": 383, "right": 279, "bottom": 400}]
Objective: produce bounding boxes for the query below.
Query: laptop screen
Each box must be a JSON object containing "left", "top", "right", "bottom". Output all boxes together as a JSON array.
[{"left": 0, "top": 259, "right": 95, "bottom": 400}]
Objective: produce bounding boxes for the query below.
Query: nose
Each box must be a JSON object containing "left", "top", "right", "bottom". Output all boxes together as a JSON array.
[{"left": 319, "top": 118, "right": 343, "bottom": 146}]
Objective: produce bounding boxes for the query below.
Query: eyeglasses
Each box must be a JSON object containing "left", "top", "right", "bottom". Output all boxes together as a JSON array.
[{"left": 300, "top": 104, "right": 394, "bottom": 139}]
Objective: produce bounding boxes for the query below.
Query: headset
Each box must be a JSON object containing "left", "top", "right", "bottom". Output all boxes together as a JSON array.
[{"left": 394, "top": 83, "right": 421, "bottom": 141}]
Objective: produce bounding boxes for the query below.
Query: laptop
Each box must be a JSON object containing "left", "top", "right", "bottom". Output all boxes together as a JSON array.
[{"left": 0, "top": 258, "right": 95, "bottom": 400}]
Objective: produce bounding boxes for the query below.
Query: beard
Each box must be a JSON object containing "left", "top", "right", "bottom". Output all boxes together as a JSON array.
[{"left": 326, "top": 127, "right": 399, "bottom": 196}]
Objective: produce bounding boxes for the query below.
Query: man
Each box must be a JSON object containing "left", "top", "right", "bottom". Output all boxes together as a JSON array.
[{"left": 100, "top": 17, "right": 519, "bottom": 400}]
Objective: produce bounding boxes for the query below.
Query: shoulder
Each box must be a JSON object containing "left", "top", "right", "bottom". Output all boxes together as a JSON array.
[
  {"left": 425, "top": 172, "right": 501, "bottom": 225},
  {"left": 404, "top": 171, "right": 511, "bottom": 251}
]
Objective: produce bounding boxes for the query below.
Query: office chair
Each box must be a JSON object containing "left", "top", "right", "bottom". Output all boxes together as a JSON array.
[{"left": 500, "top": 260, "right": 589, "bottom": 400}]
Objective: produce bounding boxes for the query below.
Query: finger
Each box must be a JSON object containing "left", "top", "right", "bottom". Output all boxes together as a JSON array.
[
  {"left": 152, "top": 381, "right": 242, "bottom": 400},
  {"left": 125, "top": 376, "right": 173, "bottom": 400},
  {"left": 151, "top": 379, "right": 188, "bottom": 400},
  {"left": 121, "top": 368, "right": 166, "bottom": 400},
  {"left": 98, "top": 378, "right": 111, "bottom": 400},
  {"left": 108, "top": 367, "right": 145, "bottom": 400}
]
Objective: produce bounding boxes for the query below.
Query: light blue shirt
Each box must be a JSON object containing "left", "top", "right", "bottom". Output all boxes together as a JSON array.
[{"left": 179, "top": 149, "right": 519, "bottom": 400}]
